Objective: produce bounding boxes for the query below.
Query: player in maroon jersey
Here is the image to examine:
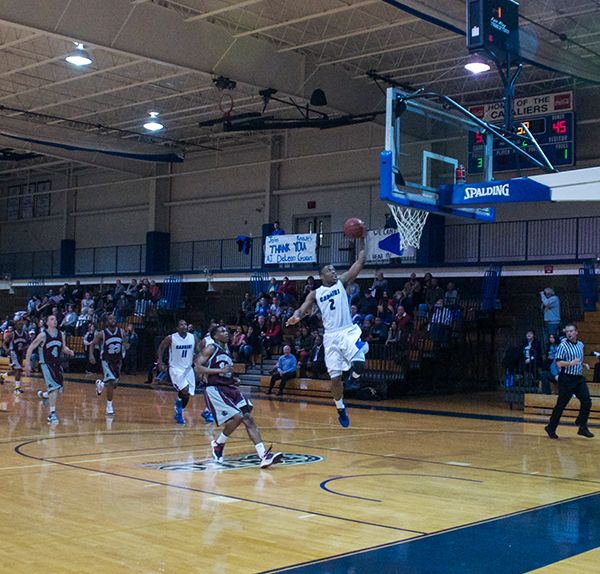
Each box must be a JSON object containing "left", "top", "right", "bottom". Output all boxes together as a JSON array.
[
  {"left": 2, "top": 320, "right": 30, "bottom": 394},
  {"left": 89, "top": 314, "right": 128, "bottom": 416},
  {"left": 24, "top": 315, "right": 74, "bottom": 424},
  {"left": 196, "top": 325, "right": 283, "bottom": 469}
]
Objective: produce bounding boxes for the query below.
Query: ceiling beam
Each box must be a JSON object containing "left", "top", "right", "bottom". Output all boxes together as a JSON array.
[
  {"left": 184, "top": 0, "right": 263, "bottom": 22},
  {"left": 0, "top": 0, "right": 383, "bottom": 116}
]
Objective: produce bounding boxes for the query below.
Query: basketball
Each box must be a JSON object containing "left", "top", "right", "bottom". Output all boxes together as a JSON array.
[{"left": 343, "top": 217, "right": 366, "bottom": 239}]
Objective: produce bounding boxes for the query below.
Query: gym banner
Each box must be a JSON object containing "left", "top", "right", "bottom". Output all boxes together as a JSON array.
[
  {"left": 438, "top": 177, "right": 552, "bottom": 207},
  {"left": 264, "top": 233, "right": 317, "bottom": 265},
  {"left": 366, "top": 228, "right": 402, "bottom": 262}
]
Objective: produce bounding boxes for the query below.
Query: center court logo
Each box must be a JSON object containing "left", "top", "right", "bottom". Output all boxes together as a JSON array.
[
  {"left": 142, "top": 452, "right": 323, "bottom": 472},
  {"left": 463, "top": 183, "right": 510, "bottom": 200}
]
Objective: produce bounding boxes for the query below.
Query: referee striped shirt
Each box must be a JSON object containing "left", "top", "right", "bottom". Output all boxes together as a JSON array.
[{"left": 555, "top": 339, "right": 584, "bottom": 376}]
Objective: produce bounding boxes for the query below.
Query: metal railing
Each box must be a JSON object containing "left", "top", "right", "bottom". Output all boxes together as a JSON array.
[{"left": 0, "top": 215, "right": 598, "bottom": 279}]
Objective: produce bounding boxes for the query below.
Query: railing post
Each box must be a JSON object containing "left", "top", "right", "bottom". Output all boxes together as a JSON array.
[
  {"left": 139, "top": 244, "right": 142, "bottom": 273},
  {"left": 115, "top": 246, "right": 119, "bottom": 275},
  {"left": 575, "top": 217, "right": 580, "bottom": 260},
  {"left": 92, "top": 248, "right": 96, "bottom": 275},
  {"left": 477, "top": 223, "right": 482, "bottom": 263},
  {"left": 191, "top": 241, "right": 195, "bottom": 273},
  {"left": 219, "top": 239, "right": 224, "bottom": 272},
  {"left": 524, "top": 220, "right": 529, "bottom": 261}
]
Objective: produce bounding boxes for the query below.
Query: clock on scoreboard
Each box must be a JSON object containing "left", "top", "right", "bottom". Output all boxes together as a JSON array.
[{"left": 468, "top": 111, "right": 575, "bottom": 174}]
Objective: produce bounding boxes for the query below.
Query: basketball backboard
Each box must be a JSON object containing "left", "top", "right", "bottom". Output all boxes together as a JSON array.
[{"left": 380, "top": 87, "right": 496, "bottom": 222}]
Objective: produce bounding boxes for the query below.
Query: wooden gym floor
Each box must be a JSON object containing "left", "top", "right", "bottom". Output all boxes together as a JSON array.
[{"left": 1, "top": 374, "right": 600, "bottom": 573}]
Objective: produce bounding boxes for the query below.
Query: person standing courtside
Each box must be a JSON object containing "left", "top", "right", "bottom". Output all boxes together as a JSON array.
[
  {"left": 287, "top": 241, "right": 368, "bottom": 427},
  {"left": 24, "top": 315, "right": 74, "bottom": 424},
  {"left": 90, "top": 314, "right": 127, "bottom": 416},
  {"left": 545, "top": 323, "right": 594, "bottom": 439},
  {"left": 157, "top": 319, "right": 199, "bottom": 425},
  {"left": 2, "top": 320, "right": 30, "bottom": 394}
]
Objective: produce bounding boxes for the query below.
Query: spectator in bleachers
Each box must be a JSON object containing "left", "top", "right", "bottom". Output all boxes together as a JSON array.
[
  {"left": 36, "top": 296, "right": 52, "bottom": 318},
  {"left": 302, "top": 276, "right": 316, "bottom": 301},
  {"left": 113, "top": 279, "right": 125, "bottom": 300},
  {"left": 76, "top": 307, "right": 95, "bottom": 335},
  {"left": 444, "top": 282, "right": 460, "bottom": 310},
  {"left": 266, "top": 345, "right": 297, "bottom": 396},
  {"left": 149, "top": 280, "right": 161, "bottom": 302},
  {"left": 269, "top": 296, "right": 283, "bottom": 319},
  {"left": 540, "top": 333, "right": 559, "bottom": 394},
  {"left": 304, "top": 334, "right": 327, "bottom": 379},
  {"left": 243, "top": 325, "right": 261, "bottom": 366},
  {"left": 230, "top": 326, "right": 247, "bottom": 362},
  {"left": 255, "top": 296, "right": 270, "bottom": 318},
  {"left": 371, "top": 271, "right": 388, "bottom": 300},
  {"left": 357, "top": 289, "right": 377, "bottom": 321},
  {"left": 80, "top": 291, "right": 94, "bottom": 313},
  {"left": 369, "top": 316, "right": 389, "bottom": 344},
  {"left": 27, "top": 294, "right": 40, "bottom": 315},
  {"left": 51, "top": 306, "right": 63, "bottom": 326},
  {"left": 125, "top": 279, "right": 139, "bottom": 298},
  {"left": 376, "top": 303, "right": 394, "bottom": 327},
  {"left": 240, "top": 293, "right": 255, "bottom": 325},
  {"left": 83, "top": 322, "right": 98, "bottom": 374},
  {"left": 540, "top": 287, "right": 561, "bottom": 340},
  {"left": 347, "top": 281, "right": 361, "bottom": 305},
  {"left": 351, "top": 305, "right": 362, "bottom": 325},
  {"left": 123, "top": 323, "right": 139, "bottom": 374},
  {"left": 263, "top": 315, "right": 282, "bottom": 359},
  {"left": 277, "top": 276, "right": 297, "bottom": 307},
  {"left": 361, "top": 317, "right": 373, "bottom": 342},
  {"left": 395, "top": 305, "right": 413, "bottom": 333},
  {"left": 386, "top": 320, "right": 403, "bottom": 345},
  {"left": 70, "top": 280, "right": 83, "bottom": 303},
  {"left": 295, "top": 326, "right": 314, "bottom": 373},
  {"left": 421, "top": 277, "right": 444, "bottom": 317},
  {"left": 521, "top": 329, "right": 542, "bottom": 378},
  {"left": 267, "top": 277, "right": 279, "bottom": 296},
  {"left": 60, "top": 304, "right": 78, "bottom": 335},
  {"left": 429, "top": 298, "right": 453, "bottom": 348}
]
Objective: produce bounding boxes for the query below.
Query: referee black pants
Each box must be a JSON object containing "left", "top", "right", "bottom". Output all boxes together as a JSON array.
[{"left": 548, "top": 373, "right": 592, "bottom": 430}]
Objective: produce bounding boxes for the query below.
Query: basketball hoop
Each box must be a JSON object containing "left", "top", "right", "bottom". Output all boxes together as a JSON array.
[{"left": 387, "top": 203, "right": 429, "bottom": 258}]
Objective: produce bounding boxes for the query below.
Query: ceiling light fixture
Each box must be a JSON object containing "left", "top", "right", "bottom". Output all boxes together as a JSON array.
[
  {"left": 464, "top": 56, "right": 491, "bottom": 74},
  {"left": 143, "top": 111, "right": 164, "bottom": 132},
  {"left": 309, "top": 88, "right": 327, "bottom": 107},
  {"left": 65, "top": 42, "right": 93, "bottom": 66}
]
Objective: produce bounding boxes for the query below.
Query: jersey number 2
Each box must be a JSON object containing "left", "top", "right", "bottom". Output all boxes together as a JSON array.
[{"left": 329, "top": 299, "right": 336, "bottom": 311}]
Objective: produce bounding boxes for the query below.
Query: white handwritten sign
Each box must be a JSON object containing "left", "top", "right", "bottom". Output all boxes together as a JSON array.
[
  {"left": 264, "top": 234, "right": 317, "bottom": 264},
  {"left": 366, "top": 228, "right": 400, "bottom": 262}
]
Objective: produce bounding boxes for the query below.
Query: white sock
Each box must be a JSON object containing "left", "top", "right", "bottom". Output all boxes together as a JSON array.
[
  {"left": 216, "top": 433, "right": 229, "bottom": 445},
  {"left": 50, "top": 408, "right": 56, "bottom": 414},
  {"left": 107, "top": 400, "right": 113, "bottom": 408},
  {"left": 255, "top": 442, "right": 266, "bottom": 458},
  {"left": 335, "top": 398, "right": 345, "bottom": 409}
]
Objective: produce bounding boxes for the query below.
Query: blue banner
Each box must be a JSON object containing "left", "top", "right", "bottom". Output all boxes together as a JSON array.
[{"left": 438, "top": 177, "right": 552, "bottom": 207}]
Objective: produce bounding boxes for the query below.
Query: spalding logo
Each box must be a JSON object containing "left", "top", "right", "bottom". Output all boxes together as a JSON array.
[{"left": 463, "top": 183, "right": 510, "bottom": 200}]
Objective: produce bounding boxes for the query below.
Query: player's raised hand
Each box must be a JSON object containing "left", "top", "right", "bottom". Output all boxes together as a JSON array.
[
  {"left": 65, "top": 348, "right": 75, "bottom": 358},
  {"left": 286, "top": 315, "right": 300, "bottom": 327}
]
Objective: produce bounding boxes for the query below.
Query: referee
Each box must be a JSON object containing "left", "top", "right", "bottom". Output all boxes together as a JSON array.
[{"left": 545, "top": 323, "right": 594, "bottom": 439}]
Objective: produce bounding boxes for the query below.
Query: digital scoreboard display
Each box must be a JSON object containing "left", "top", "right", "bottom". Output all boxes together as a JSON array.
[
  {"left": 467, "top": 0, "right": 520, "bottom": 56},
  {"left": 468, "top": 111, "right": 575, "bottom": 173}
]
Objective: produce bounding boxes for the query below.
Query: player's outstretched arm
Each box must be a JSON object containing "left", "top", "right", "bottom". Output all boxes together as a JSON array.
[
  {"left": 286, "top": 290, "right": 317, "bottom": 326},
  {"left": 62, "top": 332, "right": 75, "bottom": 358},
  {"left": 156, "top": 335, "right": 171, "bottom": 371},
  {"left": 24, "top": 333, "right": 45, "bottom": 375},
  {"left": 89, "top": 331, "right": 103, "bottom": 364},
  {"left": 340, "top": 240, "right": 366, "bottom": 287}
]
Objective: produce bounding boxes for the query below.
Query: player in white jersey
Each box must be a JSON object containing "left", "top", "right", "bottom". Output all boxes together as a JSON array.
[
  {"left": 157, "top": 319, "right": 200, "bottom": 425},
  {"left": 287, "top": 242, "right": 367, "bottom": 427}
]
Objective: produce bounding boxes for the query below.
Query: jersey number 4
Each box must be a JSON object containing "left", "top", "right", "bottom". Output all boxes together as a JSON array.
[{"left": 329, "top": 299, "right": 336, "bottom": 311}]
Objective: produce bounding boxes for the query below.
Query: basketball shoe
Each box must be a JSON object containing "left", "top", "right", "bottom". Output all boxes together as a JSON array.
[
  {"left": 47, "top": 412, "right": 59, "bottom": 424},
  {"left": 201, "top": 408, "right": 214, "bottom": 423},
  {"left": 337, "top": 407, "right": 350, "bottom": 428},
  {"left": 260, "top": 446, "right": 283, "bottom": 468},
  {"left": 174, "top": 398, "right": 184, "bottom": 424},
  {"left": 211, "top": 440, "right": 224, "bottom": 463},
  {"left": 95, "top": 379, "right": 105, "bottom": 396}
]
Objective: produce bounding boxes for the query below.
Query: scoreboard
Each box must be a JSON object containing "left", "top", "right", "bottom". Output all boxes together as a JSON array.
[
  {"left": 468, "top": 111, "right": 575, "bottom": 173},
  {"left": 467, "top": 0, "right": 520, "bottom": 56}
]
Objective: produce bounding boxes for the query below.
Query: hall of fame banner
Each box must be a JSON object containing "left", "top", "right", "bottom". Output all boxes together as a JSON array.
[{"left": 264, "top": 233, "right": 317, "bottom": 265}]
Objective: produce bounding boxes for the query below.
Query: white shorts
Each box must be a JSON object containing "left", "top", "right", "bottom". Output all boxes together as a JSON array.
[
  {"left": 204, "top": 385, "right": 252, "bottom": 426},
  {"left": 169, "top": 366, "right": 196, "bottom": 395},
  {"left": 10, "top": 351, "right": 22, "bottom": 370},
  {"left": 323, "top": 324, "right": 367, "bottom": 379}
]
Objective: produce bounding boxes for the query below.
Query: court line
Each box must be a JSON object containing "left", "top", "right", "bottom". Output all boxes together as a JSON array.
[
  {"left": 320, "top": 473, "right": 483, "bottom": 502},
  {"left": 13, "top": 438, "right": 427, "bottom": 536},
  {"left": 258, "top": 489, "right": 600, "bottom": 573},
  {"left": 277, "top": 439, "right": 600, "bottom": 487}
]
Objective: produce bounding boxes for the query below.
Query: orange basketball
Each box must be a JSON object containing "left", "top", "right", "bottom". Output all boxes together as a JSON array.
[{"left": 343, "top": 217, "right": 366, "bottom": 239}]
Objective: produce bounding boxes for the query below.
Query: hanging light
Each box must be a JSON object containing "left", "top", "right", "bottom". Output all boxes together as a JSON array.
[
  {"left": 65, "top": 42, "right": 93, "bottom": 66},
  {"left": 143, "top": 111, "right": 164, "bottom": 132},
  {"left": 464, "top": 56, "right": 491, "bottom": 74}
]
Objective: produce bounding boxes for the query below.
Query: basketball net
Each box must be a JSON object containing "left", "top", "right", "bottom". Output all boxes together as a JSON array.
[{"left": 387, "top": 204, "right": 429, "bottom": 258}]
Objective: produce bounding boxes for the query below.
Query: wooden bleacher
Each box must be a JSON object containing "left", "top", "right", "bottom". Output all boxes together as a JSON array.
[
  {"left": 524, "top": 383, "right": 600, "bottom": 421},
  {"left": 259, "top": 375, "right": 331, "bottom": 398}
]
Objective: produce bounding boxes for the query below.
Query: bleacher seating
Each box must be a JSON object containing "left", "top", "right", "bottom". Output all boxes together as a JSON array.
[{"left": 524, "top": 383, "right": 600, "bottom": 421}]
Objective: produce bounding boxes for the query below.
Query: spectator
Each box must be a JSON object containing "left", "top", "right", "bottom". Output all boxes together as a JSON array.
[
  {"left": 361, "top": 318, "right": 373, "bottom": 341},
  {"left": 369, "top": 316, "right": 389, "bottom": 343},
  {"left": 271, "top": 221, "right": 285, "bottom": 236},
  {"left": 295, "top": 326, "right": 314, "bottom": 374},
  {"left": 243, "top": 325, "right": 261, "bottom": 366},
  {"left": 149, "top": 280, "right": 161, "bottom": 302},
  {"left": 123, "top": 323, "right": 139, "bottom": 374},
  {"left": 376, "top": 303, "right": 394, "bottom": 327},
  {"left": 351, "top": 305, "right": 362, "bottom": 325},
  {"left": 113, "top": 279, "right": 125, "bottom": 301},
  {"left": 83, "top": 323, "right": 98, "bottom": 374},
  {"left": 125, "top": 279, "right": 139, "bottom": 298},
  {"left": 267, "top": 345, "right": 297, "bottom": 395},
  {"left": 267, "top": 277, "right": 279, "bottom": 296},
  {"left": 444, "top": 281, "right": 460, "bottom": 310},
  {"left": 60, "top": 304, "right": 78, "bottom": 335},
  {"left": 421, "top": 277, "right": 444, "bottom": 317},
  {"left": 263, "top": 315, "right": 282, "bottom": 359},
  {"left": 540, "top": 287, "right": 560, "bottom": 340},
  {"left": 277, "top": 277, "right": 297, "bottom": 307},
  {"left": 346, "top": 281, "right": 361, "bottom": 305},
  {"left": 371, "top": 271, "right": 388, "bottom": 300},
  {"left": 395, "top": 305, "right": 413, "bottom": 333},
  {"left": 230, "top": 326, "right": 246, "bottom": 362},
  {"left": 386, "top": 320, "right": 403, "bottom": 345},
  {"left": 27, "top": 294, "right": 40, "bottom": 315},
  {"left": 540, "top": 333, "right": 559, "bottom": 394},
  {"left": 36, "top": 296, "right": 52, "bottom": 318},
  {"left": 70, "top": 280, "right": 83, "bottom": 302},
  {"left": 240, "top": 293, "right": 255, "bottom": 325},
  {"left": 80, "top": 291, "right": 95, "bottom": 313},
  {"left": 303, "top": 276, "right": 316, "bottom": 300},
  {"left": 76, "top": 307, "right": 95, "bottom": 335},
  {"left": 357, "top": 289, "right": 377, "bottom": 320},
  {"left": 255, "top": 296, "right": 270, "bottom": 318},
  {"left": 304, "top": 334, "right": 327, "bottom": 379},
  {"left": 521, "top": 329, "right": 542, "bottom": 382},
  {"left": 269, "top": 296, "right": 283, "bottom": 319}
]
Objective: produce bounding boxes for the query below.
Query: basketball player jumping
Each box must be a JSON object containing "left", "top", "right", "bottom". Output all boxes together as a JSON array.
[
  {"left": 287, "top": 242, "right": 368, "bottom": 427},
  {"left": 157, "top": 319, "right": 200, "bottom": 425},
  {"left": 2, "top": 319, "right": 30, "bottom": 394},
  {"left": 24, "top": 315, "right": 74, "bottom": 424},
  {"left": 89, "top": 314, "right": 127, "bottom": 416},
  {"left": 197, "top": 325, "right": 283, "bottom": 468}
]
